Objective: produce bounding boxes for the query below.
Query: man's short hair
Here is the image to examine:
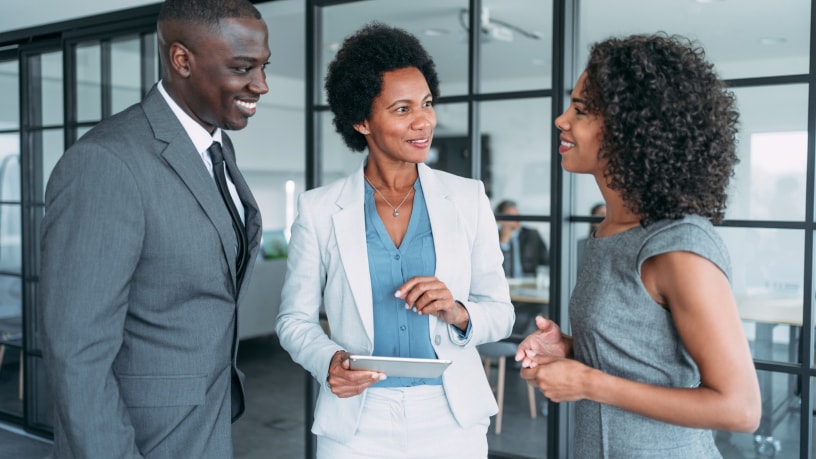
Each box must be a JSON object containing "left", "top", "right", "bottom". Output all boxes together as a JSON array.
[{"left": 157, "top": 0, "right": 261, "bottom": 25}]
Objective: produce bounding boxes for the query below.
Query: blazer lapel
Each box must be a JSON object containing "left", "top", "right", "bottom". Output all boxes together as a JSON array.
[
  {"left": 333, "top": 162, "right": 375, "bottom": 342},
  {"left": 143, "top": 87, "right": 239, "bottom": 286},
  {"left": 418, "top": 164, "right": 463, "bottom": 333}
]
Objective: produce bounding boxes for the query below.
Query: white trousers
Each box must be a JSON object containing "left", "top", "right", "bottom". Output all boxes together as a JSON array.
[{"left": 316, "top": 385, "right": 489, "bottom": 459}]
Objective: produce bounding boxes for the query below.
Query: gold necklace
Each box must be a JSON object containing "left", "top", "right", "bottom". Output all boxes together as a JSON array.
[{"left": 364, "top": 175, "right": 414, "bottom": 218}]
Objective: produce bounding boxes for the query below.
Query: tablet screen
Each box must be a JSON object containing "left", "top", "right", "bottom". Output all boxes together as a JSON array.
[{"left": 348, "top": 355, "right": 452, "bottom": 378}]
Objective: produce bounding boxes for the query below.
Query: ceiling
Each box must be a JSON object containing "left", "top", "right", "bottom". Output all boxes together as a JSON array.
[
  {"left": 0, "top": 0, "right": 157, "bottom": 34},
  {"left": 0, "top": 0, "right": 810, "bottom": 83}
]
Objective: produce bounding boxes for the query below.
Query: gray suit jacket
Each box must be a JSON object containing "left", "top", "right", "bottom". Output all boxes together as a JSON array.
[{"left": 39, "top": 86, "right": 262, "bottom": 458}]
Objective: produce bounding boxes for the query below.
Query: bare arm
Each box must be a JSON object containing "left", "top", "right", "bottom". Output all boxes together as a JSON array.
[{"left": 521, "top": 251, "right": 761, "bottom": 432}]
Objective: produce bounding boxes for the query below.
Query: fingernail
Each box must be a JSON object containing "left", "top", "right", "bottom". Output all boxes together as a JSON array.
[
  {"left": 405, "top": 303, "right": 411, "bottom": 310},
  {"left": 394, "top": 290, "right": 402, "bottom": 298}
]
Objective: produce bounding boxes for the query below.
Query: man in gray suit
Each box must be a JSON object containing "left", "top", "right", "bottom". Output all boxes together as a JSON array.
[{"left": 39, "top": 0, "right": 270, "bottom": 457}]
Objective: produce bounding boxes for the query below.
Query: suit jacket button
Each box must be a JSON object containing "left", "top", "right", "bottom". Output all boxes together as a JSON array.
[{"left": 435, "top": 335, "right": 441, "bottom": 345}]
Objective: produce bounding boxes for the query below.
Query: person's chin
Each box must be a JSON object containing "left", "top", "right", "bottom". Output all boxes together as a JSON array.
[{"left": 223, "top": 116, "right": 250, "bottom": 131}]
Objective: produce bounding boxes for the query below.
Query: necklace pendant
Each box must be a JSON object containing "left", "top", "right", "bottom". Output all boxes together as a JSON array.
[{"left": 393, "top": 210, "right": 399, "bottom": 217}]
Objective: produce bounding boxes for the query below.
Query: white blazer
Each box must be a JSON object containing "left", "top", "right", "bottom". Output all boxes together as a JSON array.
[{"left": 276, "top": 160, "right": 515, "bottom": 442}]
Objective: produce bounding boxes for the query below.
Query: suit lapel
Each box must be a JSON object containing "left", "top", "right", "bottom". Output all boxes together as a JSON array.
[
  {"left": 142, "top": 87, "right": 240, "bottom": 287},
  {"left": 333, "top": 163, "right": 375, "bottom": 342},
  {"left": 221, "top": 136, "right": 262, "bottom": 260},
  {"left": 221, "top": 137, "right": 263, "bottom": 299}
]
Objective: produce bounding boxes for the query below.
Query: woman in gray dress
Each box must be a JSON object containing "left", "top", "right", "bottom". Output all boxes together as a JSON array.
[{"left": 516, "top": 33, "right": 761, "bottom": 458}]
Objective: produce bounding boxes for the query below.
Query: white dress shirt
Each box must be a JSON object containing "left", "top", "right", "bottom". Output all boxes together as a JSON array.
[{"left": 157, "top": 81, "right": 245, "bottom": 222}]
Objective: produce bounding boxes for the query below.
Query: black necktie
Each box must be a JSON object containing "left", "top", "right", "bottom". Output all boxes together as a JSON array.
[{"left": 208, "top": 141, "right": 248, "bottom": 287}]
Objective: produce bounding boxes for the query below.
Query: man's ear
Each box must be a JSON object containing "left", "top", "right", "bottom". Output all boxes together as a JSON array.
[{"left": 168, "top": 42, "right": 193, "bottom": 78}]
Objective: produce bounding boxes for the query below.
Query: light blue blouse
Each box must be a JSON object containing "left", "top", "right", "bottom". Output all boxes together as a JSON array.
[{"left": 365, "top": 179, "right": 441, "bottom": 387}]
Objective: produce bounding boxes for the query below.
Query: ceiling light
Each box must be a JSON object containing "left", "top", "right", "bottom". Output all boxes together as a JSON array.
[
  {"left": 423, "top": 28, "right": 450, "bottom": 37},
  {"left": 459, "top": 8, "right": 542, "bottom": 43},
  {"left": 760, "top": 37, "right": 787, "bottom": 46}
]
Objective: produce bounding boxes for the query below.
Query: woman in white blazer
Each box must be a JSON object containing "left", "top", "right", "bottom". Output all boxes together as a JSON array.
[{"left": 275, "top": 23, "right": 514, "bottom": 459}]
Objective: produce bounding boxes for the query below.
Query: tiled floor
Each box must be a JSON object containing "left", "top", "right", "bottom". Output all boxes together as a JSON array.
[{"left": 0, "top": 336, "right": 812, "bottom": 458}]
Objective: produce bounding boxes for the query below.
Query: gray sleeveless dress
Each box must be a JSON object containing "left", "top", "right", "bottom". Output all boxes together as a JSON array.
[{"left": 570, "top": 215, "right": 728, "bottom": 458}]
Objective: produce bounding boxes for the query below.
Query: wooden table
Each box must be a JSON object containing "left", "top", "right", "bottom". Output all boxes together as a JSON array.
[{"left": 508, "top": 278, "right": 549, "bottom": 339}]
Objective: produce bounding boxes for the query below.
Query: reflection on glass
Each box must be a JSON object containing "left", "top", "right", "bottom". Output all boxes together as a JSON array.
[
  {"left": 481, "top": 98, "right": 551, "bottom": 213},
  {"left": 144, "top": 33, "right": 159, "bottom": 85},
  {"left": 577, "top": 1, "right": 810, "bottom": 80},
  {"left": 719, "top": 227, "right": 803, "bottom": 364},
  {"left": 728, "top": 85, "right": 807, "bottom": 221},
  {"left": 0, "top": 275, "right": 22, "bottom": 323},
  {"left": 40, "top": 129, "right": 64, "bottom": 202},
  {"left": 0, "top": 61, "right": 19, "bottom": 130},
  {"left": 0, "top": 205, "right": 21, "bottom": 274},
  {"left": 28, "top": 355, "right": 54, "bottom": 426},
  {"left": 433, "top": 102, "right": 467, "bottom": 139},
  {"left": 0, "top": 151, "right": 20, "bottom": 203},
  {"left": 76, "top": 42, "right": 102, "bottom": 123},
  {"left": 426, "top": 102, "right": 473, "bottom": 177},
  {"left": 39, "top": 52, "right": 64, "bottom": 127},
  {"left": 77, "top": 126, "right": 92, "bottom": 142},
  {"left": 480, "top": 0, "right": 552, "bottom": 93},
  {"left": 0, "top": 135, "right": 19, "bottom": 203},
  {"left": 572, "top": 173, "right": 603, "bottom": 219},
  {"left": 319, "top": 110, "right": 359, "bottom": 185},
  {"left": 0, "top": 275, "right": 22, "bottom": 417},
  {"left": 321, "top": 0, "right": 469, "bottom": 103},
  {"left": 111, "top": 37, "right": 142, "bottom": 114}
]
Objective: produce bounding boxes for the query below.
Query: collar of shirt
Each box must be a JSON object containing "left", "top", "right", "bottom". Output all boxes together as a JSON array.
[
  {"left": 157, "top": 81, "right": 244, "bottom": 223},
  {"left": 157, "top": 81, "right": 223, "bottom": 168}
]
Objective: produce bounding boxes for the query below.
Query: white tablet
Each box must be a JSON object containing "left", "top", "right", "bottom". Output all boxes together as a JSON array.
[{"left": 348, "top": 355, "right": 452, "bottom": 378}]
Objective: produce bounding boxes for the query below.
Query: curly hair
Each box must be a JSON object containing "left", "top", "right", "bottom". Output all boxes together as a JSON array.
[
  {"left": 325, "top": 22, "right": 440, "bottom": 152},
  {"left": 581, "top": 33, "right": 739, "bottom": 223}
]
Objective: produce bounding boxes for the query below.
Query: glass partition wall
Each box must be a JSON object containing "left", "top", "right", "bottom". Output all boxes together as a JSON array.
[
  {"left": 0, "top": 51, "right": 22, "bottom": 424},
  {"left": 0, "top": 0, "right": 815, "bottom": 457},
  {"left": 308, "top": 1, "right": 816, "bottom": 458}
]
